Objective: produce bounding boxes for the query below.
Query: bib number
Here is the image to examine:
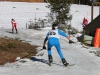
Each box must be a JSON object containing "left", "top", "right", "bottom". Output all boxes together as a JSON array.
[{"left": 49, "top": 32, "right": 56, "bottom": 35}]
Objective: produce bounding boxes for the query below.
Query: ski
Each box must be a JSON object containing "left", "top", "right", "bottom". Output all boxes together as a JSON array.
[
  {"left": 47, "top": 62, "right": 75, "bottom": 67},
  {"left": 47, "top": 61, "right": 53, "bottom": 66},
  {"left": 64, "top": 63, "right": 75, "bottom": 67},
  {"left": 48, "top": 63, "right": 52, "bottom": 66}
]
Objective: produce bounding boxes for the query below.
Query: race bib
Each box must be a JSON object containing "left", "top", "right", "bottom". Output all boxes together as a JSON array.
[{"left": 48, "top": 30, "right": 60, "bottom": 39}]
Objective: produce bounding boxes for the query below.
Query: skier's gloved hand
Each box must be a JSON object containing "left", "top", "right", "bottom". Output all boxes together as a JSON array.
[
  {"left": 69, "top": 40, "right": 74, "bottom": 44},
  {"left": 43, "top": 46, "right": 46, "bottom": 49}
]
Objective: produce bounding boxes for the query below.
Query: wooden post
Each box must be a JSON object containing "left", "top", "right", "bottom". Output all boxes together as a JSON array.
[
  {"left": 99, "top": 5, "right": 100, "bottom": 14},
  {"left": 91, "top": 2, "right": 93, "bottom": 21},
  {"left": 91, "top": 2, "right": 100, "bottom": 21}
]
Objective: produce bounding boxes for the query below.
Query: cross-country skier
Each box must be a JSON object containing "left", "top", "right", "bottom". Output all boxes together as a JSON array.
[
  {"left": 42, "top": 23, "right": 74, "bottom": 66},
  {"left": 11, "top": 18, "right": 18, "bottom": 33}
]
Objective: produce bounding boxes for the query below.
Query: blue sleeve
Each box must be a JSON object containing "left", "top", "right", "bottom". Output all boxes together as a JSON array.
[
  {"left": 44, "top": 32, "right": 49, "bottom": 41},
  {"left": 58, "top": 29, "right": 67, "bottom": 37}
]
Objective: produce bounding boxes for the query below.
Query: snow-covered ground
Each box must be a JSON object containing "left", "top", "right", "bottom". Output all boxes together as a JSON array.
[{"left": 0, "top": 2, "right": 100, "bottom": 75}]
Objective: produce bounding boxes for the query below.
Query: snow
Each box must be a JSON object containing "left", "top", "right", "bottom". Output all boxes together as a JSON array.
[{"left": 0, "top": 2, "right": 100, "bottom": 75}]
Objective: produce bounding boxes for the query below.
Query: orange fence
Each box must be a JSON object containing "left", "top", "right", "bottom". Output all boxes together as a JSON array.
[{"left": 93, "top": 28, "right": 100, "bottom": 47}]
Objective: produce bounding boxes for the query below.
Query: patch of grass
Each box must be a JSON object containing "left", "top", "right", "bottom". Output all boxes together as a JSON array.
[
  {"left": 7, "top": 42, "right": 15, "bottom": 49},
  {"left": 0, "top": 37, "right": 38, "bottom": 65}
]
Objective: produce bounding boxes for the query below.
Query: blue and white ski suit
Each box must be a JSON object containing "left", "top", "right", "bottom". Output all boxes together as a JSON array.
[{"left": 44, "top": 29, "right": 67, "bottom": 59}]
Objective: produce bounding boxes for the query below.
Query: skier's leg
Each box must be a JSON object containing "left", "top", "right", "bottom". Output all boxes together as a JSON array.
[
  {"left": 55, "top": 42, "right": 64, "bottom": 59},
  {"left": 16, "top": 28, "right": 18, "bottom": 33},
  {"left": 48, "top": 55, "right": 53, "bottom": 63},
  {"left": 55, "top": 42, "right": 69, "bottom": 66},
  {"left": 15, "top": 25, "right": 18, "bottom": 33},
  {"left": 47, "top": 40, "right": 53, "bottom": 63},
  {"left": 12, "top": 26, "right": 14, "bottom": 33},
  {"left": 48, "top": 46, "right": 53, "bottom": 63}
]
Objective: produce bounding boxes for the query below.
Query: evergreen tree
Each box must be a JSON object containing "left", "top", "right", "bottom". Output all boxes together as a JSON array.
[{"left": 46, "top": 0, "right": 72, "bottom": 31}]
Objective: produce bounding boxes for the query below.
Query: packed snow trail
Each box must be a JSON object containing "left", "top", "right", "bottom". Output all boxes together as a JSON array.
[{"left": 0, "top": 28, "right": 100, "bottom": 75}]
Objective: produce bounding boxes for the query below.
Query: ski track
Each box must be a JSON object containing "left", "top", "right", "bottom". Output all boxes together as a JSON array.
[{"left": 0, "top": 28, "right": 100, "bottom": 75}]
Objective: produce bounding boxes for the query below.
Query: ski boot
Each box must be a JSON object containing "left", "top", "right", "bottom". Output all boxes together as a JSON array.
[
  {"left": 62, "top": 58, "right": 69, "bottom": 67},
  {"left": 48, "top": 55, "right": 53, "bottom": 66},
  {"left": 16, "top": 31, "right": 18, "bottom": 34}
]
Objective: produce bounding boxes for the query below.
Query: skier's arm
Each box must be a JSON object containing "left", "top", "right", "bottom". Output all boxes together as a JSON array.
[
  {"left": 58, "top": 29, "right": 74, "bottom": 43},
  {"left": 66, "top": 35, "right": 70, "bottom": 41},
  {"left": 58, "top": 29, "right": 70, "bottom": 40},
  {"left": 43, "top": 33, "right": 49, "bottom": 49},
  {"left": 43, "top": 33, "right": 48, "bottom": 45},
  {"left": 11, "top": 21, "right": 13, "bottom": 25},
  {"left": 43, "top": 39, "right": 47, "bottom": 47},
  {"left": 66, "top": 35, "right": 74, "bottom": 44}
]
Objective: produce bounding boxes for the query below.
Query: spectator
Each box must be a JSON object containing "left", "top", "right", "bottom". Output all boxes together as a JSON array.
[{"left": 11, "top": 19, "right": 18, "bottom": 33}]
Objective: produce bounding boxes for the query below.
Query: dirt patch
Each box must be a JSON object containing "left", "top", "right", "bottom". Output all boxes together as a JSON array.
[{"left": 0, "top": 37, "right": 38, "bottom": 65}]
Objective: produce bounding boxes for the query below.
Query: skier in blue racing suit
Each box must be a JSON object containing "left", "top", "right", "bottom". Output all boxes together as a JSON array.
[{"left": 43, "top": 23, "right": 74, "bottom": 66}]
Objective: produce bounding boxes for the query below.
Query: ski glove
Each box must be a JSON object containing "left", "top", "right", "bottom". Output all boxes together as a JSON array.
[
  {"left": 43, "top": 46, "right": 46, "bottom": 49},
  {"left": 69, "top": 40, "right": 74, "bottom": 44}
]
